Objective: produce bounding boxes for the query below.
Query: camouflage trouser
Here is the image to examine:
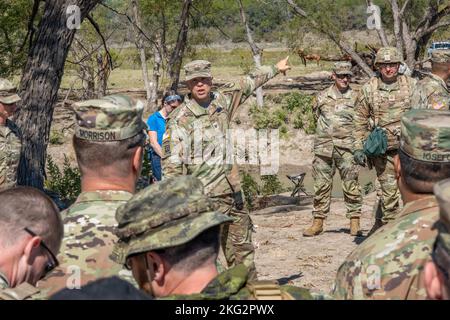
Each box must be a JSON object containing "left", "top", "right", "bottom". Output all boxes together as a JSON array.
[
  {"left": 216, "top": 195, "right": 256, "bottom": 281},
  {"left": 371, "top": 150, "right": 400, "bottom": 223},
  {"left": 312, "top": 148, "right": 362, "bottom": 219}
]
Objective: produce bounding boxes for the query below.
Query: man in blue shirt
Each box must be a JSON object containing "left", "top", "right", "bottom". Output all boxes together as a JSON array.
[{"left": 147, "top": 92, "right": 182, "bottom": 181}]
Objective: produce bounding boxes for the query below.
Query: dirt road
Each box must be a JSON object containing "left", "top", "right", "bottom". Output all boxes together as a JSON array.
[{"left": 252, "top": 191, "right": 377, "bottom": 295}]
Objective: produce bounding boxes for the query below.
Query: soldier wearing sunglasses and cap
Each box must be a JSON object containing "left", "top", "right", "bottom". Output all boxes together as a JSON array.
[
  {"left": 0, "top": 78, "right": 22, "bottom": 191},
  {"left": 303, "top": 62, "right": 363, "bottom": 237},
  {"left": 36, "top": 95, "right": 147, "bottom": 297},
  {"left": 0, "top": 187, "right": 63, "bottom": 300}
]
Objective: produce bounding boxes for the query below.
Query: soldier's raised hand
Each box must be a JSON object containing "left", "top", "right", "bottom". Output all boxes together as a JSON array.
[{"left": 276, "top": 56, "right": 291, "bottom": 75}]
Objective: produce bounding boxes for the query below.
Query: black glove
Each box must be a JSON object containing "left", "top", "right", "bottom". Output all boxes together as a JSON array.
[{"left": 354, "top": 149, "right": 367, "bottom": 167}]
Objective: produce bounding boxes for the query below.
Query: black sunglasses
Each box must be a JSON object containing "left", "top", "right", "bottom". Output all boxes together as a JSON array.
[{"left": 24, "top": 227, "right": 59, "bottom": 275}]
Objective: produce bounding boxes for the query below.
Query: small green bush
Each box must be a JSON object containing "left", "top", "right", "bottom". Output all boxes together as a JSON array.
[
  {"left": 260, "top": 175, "right": 284, "bottom": 196},
  {"left": 45, "top": 155, "right": 81, "bottom": 205},
  {"left": 49, "top": 130, "right": 65, "bottom": 145},
  {"left": 241, "top": 172, "right": 260, "bottom": 210}
]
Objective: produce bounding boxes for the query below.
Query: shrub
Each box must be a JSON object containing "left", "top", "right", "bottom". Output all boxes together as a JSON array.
[
  {"left": 49, "top": 130, "right": 65, "bottom": 145},
  {"left": 45, "top": 155, "right": 81, "bottom": 206},
  {"left": 260, "top": 175, "right": 284, "bottom": 196},
  {"left": 241, "top": 172, "right": 260, "bottom": 210}
]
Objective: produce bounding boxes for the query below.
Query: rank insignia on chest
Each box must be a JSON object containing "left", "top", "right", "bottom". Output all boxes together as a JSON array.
[{"left": 388, "top": 94, "right": 396, "bottom": 102}]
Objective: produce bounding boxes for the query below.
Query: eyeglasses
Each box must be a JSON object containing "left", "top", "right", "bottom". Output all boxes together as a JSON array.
[
  {"left": 23, "top": 227, "right": 59, "bottom": 275},
  {"left": 336, "top": 74, "right": 350, "bottom": 79}
]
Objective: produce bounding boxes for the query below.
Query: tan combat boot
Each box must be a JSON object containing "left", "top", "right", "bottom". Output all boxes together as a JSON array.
[
  {"left": 350, "top": 218, "right": 362, "bottom": 236},
  {"left": 303, "top": 218, "right": 324, "bottom": 237}
]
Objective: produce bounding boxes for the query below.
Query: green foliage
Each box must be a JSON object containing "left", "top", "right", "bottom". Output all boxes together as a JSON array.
[
  {"left": 261, "top": 175, "right": 285, "bottom": 196},
  {"left": 45, "top": 155, "right": 81, "bottom": 205},
  {"left": 249, "top": 92, "right": 316, "bottom": 135},
  {"left": 0, "top": 0, "right": 37, "bottom": 76},
  {"left": 49, "top": 131, "right": 64, "bottom": 145},
  {"left": 241, "top": 172, "right": 286, "bottom": 210},
  {"left": 282, "top": 92, "right": 316, "bottom": 134},
  {"left": 241, "top": 172, "right": 260, "bottom": 210}
]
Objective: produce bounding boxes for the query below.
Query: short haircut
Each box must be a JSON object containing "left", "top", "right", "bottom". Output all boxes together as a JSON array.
[
  {"left": 155, "top": 226, "right": 220, "bottom": 273},
  {"left": 399, "top": 149, "right": 450, "bottom": 193},
  {"left": 0, "top": 187, "right": 63, "bottom": 251},
  {"left": 73, "top": 132, "right": 146, "bottom": 177}
]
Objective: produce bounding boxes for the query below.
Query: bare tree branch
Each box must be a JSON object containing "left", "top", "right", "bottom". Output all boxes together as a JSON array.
[
  {"left": 168, "top": 0, "right": 192, "bottom": 90},
  {"left": 238, "top": 0, "right": 264, "bottom": 107},
  {"left": 99, "top": 1, "right": 158, "bottom": 48},
  {"left": 399, "top": 0, "right": 411, "bottom": 18},
  {"left": 86, "top": 14, "right": 113, "bottom": 71},
  {"left": 286, "top": 0, "right": 375, "bottom": 77},
  {"left": 390, "top": 0, "right": 404, "bottom": 57}
]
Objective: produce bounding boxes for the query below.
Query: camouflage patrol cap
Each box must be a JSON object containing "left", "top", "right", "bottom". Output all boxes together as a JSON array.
[
  {"left": 333, "top": 61, "right": 353, "bottom": 76},
  {"left": 0, "top": 78, "right": 21, "bottom": 105},
  {"left": 375, "top": 47, "right": 402, "bottom": 65},
  {"left": 183, "top": 60, "right": 212, "bottom": 81},
  {"left": 400, "top": 109, "right": 450, "bottom": 163},
  {"left": 431, "top": 49, "right": 450, "bottom": 64},
  {"left": 111, "top": 176, "right": 233, "bottom": 264},
  {"left": 432, "top": 179, "right": 450, "bottom": 267},
  {"left": 73, "top": 94, "right": 146, "bottom": 142}
]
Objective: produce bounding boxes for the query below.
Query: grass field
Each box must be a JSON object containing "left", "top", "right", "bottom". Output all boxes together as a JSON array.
[{"left": 60, "top": 47, "right": 335, "bottom": 91}]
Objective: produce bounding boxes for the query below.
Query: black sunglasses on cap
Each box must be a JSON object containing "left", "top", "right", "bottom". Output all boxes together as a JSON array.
[{"left": 24, "top": 227, "right": 59, "bottom": 275}]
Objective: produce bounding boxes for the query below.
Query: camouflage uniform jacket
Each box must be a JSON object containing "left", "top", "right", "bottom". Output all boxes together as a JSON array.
[
  {"left": 314, "top": 85, "right": 358, "bottom": 157},
  {"left": 36, "top": 190, "right": 135, "bottom": 298},
  {"left": 0, "top": 271, "right": 40, "bottom": 300},
  {"left": 332, "top": 196, "right": 438, "bottom": 300},
  {"left": 354, "top": 75, "right": 417, "bottom": 151},
  {"left": 0, "top": 119, "right": 21, "bottom": 190},
  {"left": 162, "top": 65, "right": 279, "bottom": 196},
  {"left": 162, "top": 264, "right": 314, "bottom": 300},
  {"left": 411, "top": 73, "right": 450, "bottom": 110}
]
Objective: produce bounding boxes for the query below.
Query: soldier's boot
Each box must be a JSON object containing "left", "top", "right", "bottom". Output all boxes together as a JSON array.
[
  {"left": 303, "top": 218, "right": 324, "bottom": 237},
  {"left": 349, "top": 218, "right": 362, "bottom": 236},
  {"left": 366, "top": 219, "right": 385, "bottom": 237}
]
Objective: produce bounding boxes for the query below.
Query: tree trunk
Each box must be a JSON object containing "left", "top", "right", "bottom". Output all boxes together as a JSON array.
[
  {"left": 15, "top": 0, "right": 100, "bottom": 189},
  {"left": 168, "top": 0, "right": 192, "bottom": 91},
  {"left": 390, "top": 0, "right": 404, "bottom": 56},
  {"left": 238, "top": 0, "right": 264, "bottom": 107},
  {"left": 131, "top": 0, "right": 152, "bottom": 111}
]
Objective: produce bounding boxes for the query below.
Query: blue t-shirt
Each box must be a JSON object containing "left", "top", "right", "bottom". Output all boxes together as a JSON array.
[{"left": 146, "top": 111, "right": 166, "bottom": 146}]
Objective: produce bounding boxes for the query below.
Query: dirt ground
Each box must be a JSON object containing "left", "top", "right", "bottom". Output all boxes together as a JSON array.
[{"left": 251, "top": 191, "right": 377, "bottom": 295}]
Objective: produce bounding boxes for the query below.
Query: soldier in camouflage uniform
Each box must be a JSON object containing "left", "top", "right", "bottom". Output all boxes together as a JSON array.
[
  {"left": 162, "top": 58, "right": 291, "bottom": 279},
  {"left": 333, "top": 109, "right": 450, "bottom": 299},
  {"left": 36, "top": 95, "right": 147, "bottom": 298},
  {"left": 111, "top": 175, "right": 314, "bottom": 300},
  {"left": 303, "top": 62, "right": 362, "bottom": 237},
  {"left": 424, "top": 178, "right": 450, "bottom": 300},
  {"left": 353, "top": 47, "right": 417, "bottom": 233},
  {"left": 411, "top": 49, "right": 450, "bottom": 110},
  {"left": 0, "top": 187, "right": 63, "bottom": 300},
  {"left": 0, "top": 78, "right": 22, "bottom": 191}
]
